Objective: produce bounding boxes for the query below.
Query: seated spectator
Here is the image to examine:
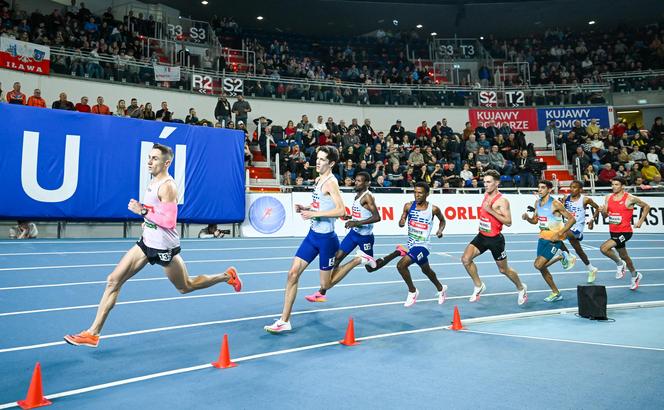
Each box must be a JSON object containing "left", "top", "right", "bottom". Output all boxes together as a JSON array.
[
  {"left": 476, "top": 146, "right": 491, "bottom": 169},
  {"left": 489, "top": 145, "right": 513, "bottom": 175},
  {"left": 515, "top": 149, "right": 536, "bottom": 187},
  {"left": 51, "top": 92, "right": 75, "bottom": 110},
  {"left": 91, "top": 96, "right": 110, "bottom": 114},
  {"left": 75, "top": 96, "right": 91, "bottom": 112},
  {"left": 647, "top": 146, "right": 661, "bottom": 169},
  {"left": 598, "top": 163, "right": 617, "bottom": 185},
  {"left": 26, "top": 89, "right": 46, "bottom": 107},
  {"left": 651, "top": 117, "right": 664, "bottom": 143},
  {"left": 465, "top": 134, "right": 479, "bottom": 155},
  {"left": 156, "top": 101, "right": 172, "bottom": 120},
  {"left": 198, "top": 224, "right": 225, "bottom": 238},
  {"left": 629, "top": 145, "right": 646, "bottom": 166},
  {"left": 9, "top": 221, "right": 38, "bottom": 239},
  {"left": 460, "top": 162, "right": 474, "bottom": 183},
  {"left": 416, "top": 121, "right": 431, "bottom": 139},
  {"left": 6, "top": 82, "right": 26, "bottom": 105},
  {"left": 185, "top": 108, "right": 199, "bottom": 124},
  {"left": 583, "top": 164, "right": 598, "bottom": 187},
  {"left": 408, "top": 146, "right": 425, "bottom": 167},
  {"left": 641, "top": 160, "right": 661, "bottom": 182},
  {"left": 126, "top": 98, "right": 142, "bottom": 118}
]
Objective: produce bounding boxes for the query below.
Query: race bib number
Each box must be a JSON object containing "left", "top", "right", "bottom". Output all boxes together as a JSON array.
[
  {"left": 538, "top": 216, "right": 549, "bottom": 230},
  {"left": 363, "top": 243, "right": 372, "bottom": 251},
  {"left": 479, "top": 218, "right": 491, "bottom": 233},
  {"left": 608, "top": 214, "right": 622, "bottom": 225},
  {"left": 145, "top": 221, "right": 157, "bottom": 230},
  {"left": 157, "top": 250, "right": 173, "bottom": 262}
]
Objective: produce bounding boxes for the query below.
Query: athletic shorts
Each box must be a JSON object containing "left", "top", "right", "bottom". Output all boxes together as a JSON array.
[
  {"left": 610, "top": 232, "right": 633, "bottom": 249},
  {"left": 339, "top": 230, "right": 374, "bottom": 256},
  {"left": 537, "top": 238, "right": 561, "bottom": 260},
  {"left": 295, "top": 229, "right": 340, "bottom": 271},
  {"left": 470, "top": 233, "right": 507, "bottom": 261},
  {"left": 407, "top": 246, "right": 430, "bottom": 266},
  {"left": 569, "top": 229, "right": 584, "bottom": 241},
  {"left": 137, "top": 238, "right": 181, "bottom": 267}
]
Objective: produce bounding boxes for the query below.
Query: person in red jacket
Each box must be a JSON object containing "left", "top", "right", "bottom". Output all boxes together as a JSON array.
[{"left": 6, "top": 82, "right": 26, "bottom": 105}]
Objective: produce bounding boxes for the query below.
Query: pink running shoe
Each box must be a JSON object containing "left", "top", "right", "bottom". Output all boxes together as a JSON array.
[
  {"left": 304, "top": 291, "right": 327, "bottom": 302},
  {"left": 396, "top": 245, "right": 408, "bottom": 257}
]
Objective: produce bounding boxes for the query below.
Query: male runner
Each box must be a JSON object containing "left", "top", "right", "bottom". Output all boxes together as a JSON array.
[
  {"left": 545, "top": 180, "right": 601, "bottom": 283},
  {"left": 461, "top": 170, "right": 528, "bottom": 305},
  {"left": 599, "top": 177, "right": 651, "bottom": 290},
  {"left": 64, "top": 144, "right": 241, "bottom": 347},
  {"left": 521, "top": 180, "right": 576, "bottom": 302},
  {"left": 304, "top": 171, "right": 380, "bottom": 302},
  {"left": 366, "top": 182, "right": 448, "bottom": 307},
  {"left": 265, "top": 146, "right": 346, "bottom": 333}
]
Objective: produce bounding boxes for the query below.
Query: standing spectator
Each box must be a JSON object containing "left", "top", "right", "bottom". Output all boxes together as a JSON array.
[
  {"left": 231, "top": 94, "right": 251, "bottom": 125},
  {"left": 155, "top": 101, "right": 172, "bottom": 120},
  {"left": 142, "top": 103, "right": 156, "bottom": 120},
  {"left": 544, "top": 120, "right": 561, "bottom": 148},
  {"left": 416, "top": 121, "right": 431, "bottom": 139},
  {"left": 440, "top": 118, "right": 454, "bottom": 137},
  {"left": 586, "top": 119, "right": 600, "bottom": 136},
  {"left": 214, "top": 95, "right": 232, "bottom": 126},
  {"left": 27, "top": 89, "right": 46, "bottom": 107},
  {"left": 389, "top": 119, "right": 405, "bottom": 143},
  {"left": 185, "top": 108, "right": 199, "bottom": 124},
  {"left": 571, "top": 120, "right": 588, "bottom": 138},
  {"left": 91, "top": 96, "right": 110, "bottom": 114},
  {"left": 360, "top": 118, "right": 376, "bottom": 145},
  {"left": 651, "top": 117, "right": 664, "bottom": 144},
  {"left": 75, "top": 96, "right": 91, "bottom": 112},
  {"left": 126, "top": 98, "right": 142, "bottom": 118},
  {"left": 51, "top": 92, "right": 75, "bottom": 110},
  {"left": 9, "top": 221, "right": 38, "bottom": 239},
  {"left": 515, "top": 150, "right": 536, "bottom": 187},
  {"left": 6, "top": 82, "right": 26, "bottom": 105}
]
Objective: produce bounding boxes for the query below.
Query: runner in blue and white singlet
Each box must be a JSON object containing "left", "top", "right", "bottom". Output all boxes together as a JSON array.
[
  {"left": 304, "top": 172, "right": 381, "bottom": 303},
  {"left": 406, "top": 200, "right": 434, "bottom": 253}
]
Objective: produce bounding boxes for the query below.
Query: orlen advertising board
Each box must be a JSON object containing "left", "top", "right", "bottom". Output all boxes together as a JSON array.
[{"left": 242, "top": 192, "right": 664, "bottom": 237}]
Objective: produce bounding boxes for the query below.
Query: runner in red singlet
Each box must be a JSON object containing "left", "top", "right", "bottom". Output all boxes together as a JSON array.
[
  {"left": 461, "top": 170, "right": 528, "bottom": 305},
  {"left": 599, "top": 177, "right": 651, "bottom": 290}
]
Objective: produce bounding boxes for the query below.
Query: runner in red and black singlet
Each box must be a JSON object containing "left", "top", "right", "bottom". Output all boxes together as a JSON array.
[
  {"left": 599, "top": 177, "right": 651, "bottom": 290},
  {"left": 462, "top": 170, "right": 528, "bottom": 305}
]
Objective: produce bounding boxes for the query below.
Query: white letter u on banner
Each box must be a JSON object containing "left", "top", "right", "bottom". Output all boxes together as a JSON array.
[{"left": 21, "top": 131, "right": 80, "bottom": 203}]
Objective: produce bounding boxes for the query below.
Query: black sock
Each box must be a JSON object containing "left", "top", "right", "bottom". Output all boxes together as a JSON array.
[{"left": 319, "top": 288, "right": 327, "bottom": 295}]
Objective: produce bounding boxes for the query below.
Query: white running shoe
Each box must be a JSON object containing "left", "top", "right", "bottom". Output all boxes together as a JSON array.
[
  {"left": 469, "top": 282, "right": 486, "bottom": 302},
  {"left": 616, "top": 261, "right": 626, "bottom": 279},
  {"left": 404, "top": 289, "right": 419, "bottom": 307},
  {"left": 517, "top": 283, "right": 528, "bottom": 306},
  {"left": 264, "top": 319, "right": 292, "bottom": 334},
  {"left": 587, "top": 267, "right": 599, "bottom": 284},
  {"left": 355, "top": 250, "right": 377, "bottom": 269},
  {"left": 437, "top": 285, "right": 448, "bottom": 305},
  {"left": 564, "top": 254, "right": 577, "bottom": 271},
  {"left": 630, "top": 272, "right": 643, "bottom": 291}
]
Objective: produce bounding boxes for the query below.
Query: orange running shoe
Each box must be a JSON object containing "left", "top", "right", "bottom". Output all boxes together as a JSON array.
[
  {"left": 226, "top": 267, "right": 242, "bottom": 292},
  {"left": 64, "top": 331, "right": 99, "bottom": 348}
]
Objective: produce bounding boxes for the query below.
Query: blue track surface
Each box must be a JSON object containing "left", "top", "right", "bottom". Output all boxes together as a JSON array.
[{"left": 1, "top": 233, "right": 663, "bottom": 409}]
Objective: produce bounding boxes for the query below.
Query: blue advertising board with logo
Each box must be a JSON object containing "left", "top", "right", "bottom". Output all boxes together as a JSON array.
[
  {"left": 0, "top": 104, "right": 245, "bottom": 222},
  {"left": 536, "top": 106, "right": 613, "bottom": 132}
]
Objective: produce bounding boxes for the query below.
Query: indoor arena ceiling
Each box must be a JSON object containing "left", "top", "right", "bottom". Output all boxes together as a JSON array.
[{"left": 150, "top": 0, "right": 664, "bottom": 38}]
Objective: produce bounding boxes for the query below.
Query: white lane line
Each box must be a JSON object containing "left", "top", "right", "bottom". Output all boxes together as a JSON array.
[
  {"left": 458, "top": 329, "right": 664, "bottom": 352},
  {"left": 3, "top": 254, "right": 664, "bottom": 273},
  {"left": 2, "top": 283, "right": 663, "bottom": 353},
  {"left": 1, "top": 300, "right": 662, "bottom": 409},
  {"left": 2, "top": 264, "right": 663, "bottom": 316}
]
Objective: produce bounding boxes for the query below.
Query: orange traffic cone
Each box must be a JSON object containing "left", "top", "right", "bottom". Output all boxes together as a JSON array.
[
  {"left": 451, "top": 305, "right": 464, "bottom": 330},
  {"left": 17, "top": 362, "right": 51, "bottom": 409},
  {"left": 211, "top": 334, "right": 237, "bottom": 369},
  {"left": 339, "top": 317, "right": 360, "bottom": 346}
]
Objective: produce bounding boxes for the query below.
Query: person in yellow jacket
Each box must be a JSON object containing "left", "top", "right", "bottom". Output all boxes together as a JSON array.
[{"left": 641, "top": 160, "right": 661, "bottom": 182}]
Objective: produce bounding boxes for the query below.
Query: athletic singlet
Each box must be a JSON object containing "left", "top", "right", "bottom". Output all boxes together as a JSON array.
[
  {"left": 564, "top": 194, "right": 586, "bottom": 233},
  {"left": 607, "top": 193, "right": 633, "bottom": 233},
  {"left": 478, "top": 193, "right": 503, "bottom": 237},
  {"left": 537, "top": 196, "right": 564, "bottom": 241},
  {"left": 142, "top": 177, "right": 180, "bottom": 249},
  {"left": 351, "top": 190, "right": 374, "bottom": 236},
  {"left": 407, "top": 201, "right": 433, "bottom": 250},
  {"left": 311, "top": 174, "right": 337, "bottom": 234}
]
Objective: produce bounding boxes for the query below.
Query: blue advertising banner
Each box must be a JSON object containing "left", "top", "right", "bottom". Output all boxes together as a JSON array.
[
  {"left": 0, "top": 104, "right": 245, "bottom": 222},
  {"left": 536, "top": 106, "right": 613, "bottom": 132}
]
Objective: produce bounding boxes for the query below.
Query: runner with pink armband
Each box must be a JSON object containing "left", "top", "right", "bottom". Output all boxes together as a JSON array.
[{"left": 64, "top": 143, "right": 242, "bottom": 348}]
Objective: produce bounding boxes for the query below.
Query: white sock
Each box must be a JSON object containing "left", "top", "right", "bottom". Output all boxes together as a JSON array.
[
  {"left": 587, "top": 263, "right": 596, "bottom": 271},
  {"left": 615, "top": 259, "right": 623, "bottom": 266}
]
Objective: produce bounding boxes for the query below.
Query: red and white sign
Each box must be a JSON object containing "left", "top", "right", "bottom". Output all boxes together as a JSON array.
[
  {"left": 0, "top": 38, "right": 50, "bottom": 75},
  {"left": 469, "top": 108, "right": 538, "bottom": 131}
]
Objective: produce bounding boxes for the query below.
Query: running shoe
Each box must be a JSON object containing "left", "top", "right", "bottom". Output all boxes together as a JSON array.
[
  {"left": 304, "top": 291, "right": 327, "bottom": 303},
  {"left": 616, "top": 261, "right": 626, "bottom": 279},
  {"left": 630, "top": 272, "right": 643, "bottom": 291},
  {"left": 587, "top": 267, "right": 599, "bottom": 284},
  {"left": 543, "top": 292, "right": 563, "bottom": 303},
  {"left": 404, "top": 289, "right": 419, "bottom": 307},
  {"left": 264, "top": 319, "right": 292, "bottom": 334},
  {"left": 437, "top": 285, "right": 448, "bottom": 305},
  {"left": 563, "top": 254, "right": 577, "bottom": 271},
  {"left": 226, "top": 267, "right": 242, "bottom": 292},
  {"left": 355, "top": 250, "right": 377, "bottom": 269},
  {"left": 64, "top": 331, "right": 99, "bottom": 348},
  {"left": 469, "top": 282, "right": 486, "bottom": 302},
  {"left": 396, "top": 244, "right": 408, "bottom": 257},
  {"left": 517, "top": 283, "right": 528, "bottom": 306},
  {"left": 560, "top": 253, "right": 570, "bottom": 270}
]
